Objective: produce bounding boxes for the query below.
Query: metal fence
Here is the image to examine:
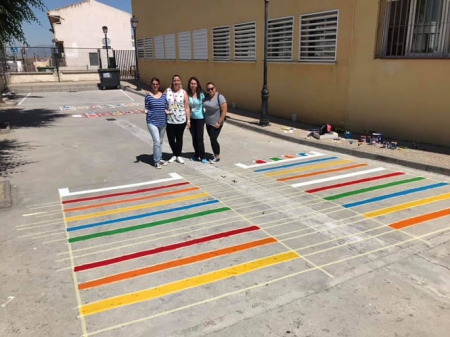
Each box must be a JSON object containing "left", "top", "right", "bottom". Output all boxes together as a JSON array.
[{"left": 114, "top": 49, "right": 136, "bottom": 79}]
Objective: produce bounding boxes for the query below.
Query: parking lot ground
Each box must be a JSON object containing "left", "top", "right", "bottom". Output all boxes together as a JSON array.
[{"left": 1, "top": 90, "right": 449, "bottom": 337}]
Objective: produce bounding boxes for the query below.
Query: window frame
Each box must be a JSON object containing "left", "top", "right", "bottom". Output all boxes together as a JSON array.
[
  {"left": 234, "top": 21, "right": 257, "bottom": 61},
  {"left": 212, "top": 25, "right": 231, "bottom": 61},
  {"left": 193, "top": 28, "right": 208, "bottom": 61},
  {"left": 299, "top": 10, "right": 339, "bottom": 63},
  {"left": 136, "top": 38, "right": 145, "bottom": 59},
  {"left": 379, "top": 0, "right": 450, "bottom": 58},
  {"left": 267, "top": 16, "right": 294, "bottom": 62},
  {"left": 178, "top": 31, "right": 192, "bottom": 60}
]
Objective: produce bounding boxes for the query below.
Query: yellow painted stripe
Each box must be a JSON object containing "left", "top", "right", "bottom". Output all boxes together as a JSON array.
[
  {"left": 65, "top": 193, "right": 210, "bottom": 223},
  {"left": 364, "top": 192, "right": 450, "bottom": 218},
  {"left": 80, "top": 251, "right": 299, "bottom": 316},
  {"left": 265, "top": 160, "right": 352, "bottom": 177}
]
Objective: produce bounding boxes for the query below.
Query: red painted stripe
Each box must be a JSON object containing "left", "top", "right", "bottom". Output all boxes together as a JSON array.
[
  {"left": 73, "top": 225, "right": 260, "bottom": 272},
  {"left": 62, "top": 182, "right": 189, "bottom": 205},
  {"left": 305, "top": 172, "right": 405, "bottom": 193}
]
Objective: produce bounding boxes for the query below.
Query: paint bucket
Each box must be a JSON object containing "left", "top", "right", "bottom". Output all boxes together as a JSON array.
[
  {"left": 344, "top": 131, "right": 351, "bottom": 139},
  {"left": 391, "top": 142, "right": 398, "bottom": 149},
  {"left": 372, "top": 133, "right": 382, "bottom": 143},
  {"left": 360, "top": 135, "right": 366, "bottom": 143}
]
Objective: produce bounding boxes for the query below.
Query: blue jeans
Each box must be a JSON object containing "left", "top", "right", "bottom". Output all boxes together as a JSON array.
[{"left": 147, "top": 123, "right": 166, "bottom": 163}]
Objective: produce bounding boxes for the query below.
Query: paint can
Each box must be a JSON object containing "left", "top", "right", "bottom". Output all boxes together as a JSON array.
[
  {"left": 372, "top": 133, "right": 382, "bottom": 143},
  {"left": 391, "top": 142, "right": 398, "bottom": 149},
  {"left": 360, "top": 135, "right": 366, "bottom": 143},
  {"left": 344, "top": 131, "right": 352, "bottom": 139}
]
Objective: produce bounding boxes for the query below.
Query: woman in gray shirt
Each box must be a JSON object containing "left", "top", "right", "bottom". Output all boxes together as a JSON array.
[{"left": 203, "top": 82, "right": 227, "bottom": 164}]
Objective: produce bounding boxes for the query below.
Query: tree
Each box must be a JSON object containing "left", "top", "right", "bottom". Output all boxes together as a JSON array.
[{"left": 0, "top": 0, "right": 47, "bottom": 47}]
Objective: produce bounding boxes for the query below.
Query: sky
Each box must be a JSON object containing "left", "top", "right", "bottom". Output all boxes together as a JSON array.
[{"left": 21, "top": 0, "right": 131, "bottom": 46}]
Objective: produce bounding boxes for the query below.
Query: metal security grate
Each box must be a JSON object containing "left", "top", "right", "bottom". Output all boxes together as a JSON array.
[
  {"left": 154, "top": 35, "right": 164, "bottom": 60},
  {"left": 212, "top": 26, "right": 230, "bottom": 61},
  {"left": 136, "top": 39, "right": 145, "bottom": 59},
  {"left": 178, "top": 31, "right": 192, "bottom": 60},
  {"left": 268, "top": 17, "right": 294, "bottom": 61},
  {"left": 193, "top": 29, "right": 208, "bottom": 60},
  {"left": 234, "top": 22, "right": 256, "bottom": 61},
  {"left": 299, "top": 10, "right": 339, "bottom": 62},
  {"left": 379, "top": 0, "right": 450, "bottom": 58},
  {"left": 164, "top": 34, "right": 176, "bottom": 60},
  {"left": 144, "top": 38, "right": 153, "bottom": 59}
]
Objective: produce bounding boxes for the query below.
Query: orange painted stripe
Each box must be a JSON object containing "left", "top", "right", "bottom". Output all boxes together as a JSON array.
[
  {"left": 78, "top": 237, "right": 277, "bottom": 290},
  {"left": 64, "top": 187, "right": 199, "bottom": 213},
  {"left": 389, "top": 208, "right": 450, "bottom": 230},
  {"left": 277, "top": 163, "right": 368, "bottom": 182}
]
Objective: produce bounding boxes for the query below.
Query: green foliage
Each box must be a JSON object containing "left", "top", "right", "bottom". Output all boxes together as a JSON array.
[{"left": 0, "top": 0, "right": 47, "bottom": 47}]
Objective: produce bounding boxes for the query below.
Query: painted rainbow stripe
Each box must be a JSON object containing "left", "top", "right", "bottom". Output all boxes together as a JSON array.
[
  {"left": 277, "top": 163, "right": 367, "bottom": 182},
  {"left": 65, "top": 193, "right": 210, "bottom": 222},
  {"left": 343, "top": 182, "right": 448, "bottom": 208},
  {"left": 324, "top": 177, "right": 424, "bottom": 200},
  {"left": 265, "top": 159, "right": 353, "bottom": 177},
  {"left": 305, "top": 172, "right": 405, "bottom": 193},
  {"left": 73, "top": 225, "right": 260, "bottom": 272},
  {"left": 64, "top": 187, "right": 199, "bottom": 213},
  {"left": 80, "top": 251, "right": 299, "bottom": 316},
  {"left": 67, "top": 200, "right": 220, "bottom": 232},
  {"left": 78, "top": 237, "right": 277, "bottom": 290},
  {"left": 253, "top": 157, "right": 337, "bottom": 173},
  {"left": 389, "top": 208, "right": 450, "bottom": 230},
  {"left": 68, "top": 206, "right": 230, "bottom": 243},
  {"left": 62, "top": 182, "right": 190, "bottom": 205},
  {"left": 364, "top": 193, "right": 450, "bottom": 218}
]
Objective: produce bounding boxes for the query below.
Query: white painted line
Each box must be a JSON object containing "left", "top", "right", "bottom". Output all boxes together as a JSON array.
[
  {"left": 1, "top": 296, "right": 15, "bottom": 307},
  {"left": 120, "top": 89, "right": 135, "bottom": 101},
  {"left": 23, "top": 212, "right": 47, "bottom": 217},
  {"left": 235, "top": 151, "right": 325, "bottom": 169},
  {"left": 291, "top": 167, "right": 386, "bottom": 188},
  {"left": 58, "top": 173, "right": 183, "bottom": 198},
  {"left": 18, "top": 93, "right": 31, "bottom": 106}
]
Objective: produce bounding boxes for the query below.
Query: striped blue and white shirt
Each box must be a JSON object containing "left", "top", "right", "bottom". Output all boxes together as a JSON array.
[{"left": 145, "top": 93, "right": 167, "bottom": 127}]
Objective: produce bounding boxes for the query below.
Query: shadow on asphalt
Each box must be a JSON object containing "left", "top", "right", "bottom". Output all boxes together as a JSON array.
[
  {"left": 0, "top": 139, "right": 35, "bottom": 178},
  {"left": 0, "top": 108, "right": 67, "bottom": 177}
]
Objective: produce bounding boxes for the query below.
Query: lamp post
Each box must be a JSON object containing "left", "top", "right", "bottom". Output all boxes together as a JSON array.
[
  {"left": 102, "top": 25, "right": 110, "bottom": 68},
  {"left": 259, "top": 0, "right": 270, "bottom": 126},
  {"left": 131, "top": 15, "right": 141, "bottom": 91}
]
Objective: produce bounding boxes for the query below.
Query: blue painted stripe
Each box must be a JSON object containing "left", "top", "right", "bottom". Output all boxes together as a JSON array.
[
  {"left": 343, "top": 182, "right": 449, "bottom": 208},
  {"left": 67, "top": 199, "right": 219, "bottom": 232},
  {"left": 254, "top": 157, "right": 338, "bottom": 173}
]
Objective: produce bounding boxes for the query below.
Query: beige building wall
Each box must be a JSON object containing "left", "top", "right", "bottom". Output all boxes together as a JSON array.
[
  {"left": 132, "top": 0, "right": 450, "bottom": 147},
  {"left": 346, "top": 0, "right": 450, "bottom": 146}
]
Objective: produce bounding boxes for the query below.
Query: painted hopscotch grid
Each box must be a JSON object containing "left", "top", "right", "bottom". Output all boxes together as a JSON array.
[
  {"left": 57, "top": 173, "right": 320, "bottom": 336},
  {"left": 61, "top": 102, "right": 140, "bottom": 111}
]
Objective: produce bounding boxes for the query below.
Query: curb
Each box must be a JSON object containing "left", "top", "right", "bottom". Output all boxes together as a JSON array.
[
  {"left": 225, "top": 118, "right": 450, "bottom": 176},
  {"left": 123, "top": 86, "right": 449, "bottom": 176},
  {"left": 0, "top": 180, "right": 12, "bottom": 209}
]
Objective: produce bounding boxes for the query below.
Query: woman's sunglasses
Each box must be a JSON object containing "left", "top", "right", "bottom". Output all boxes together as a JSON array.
[{"left": 206, "top": 87, "right": 215, "bottom": 92}]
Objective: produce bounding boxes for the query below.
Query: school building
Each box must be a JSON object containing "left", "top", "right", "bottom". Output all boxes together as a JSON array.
[{"left": 131, "top": 0, "right": 450, "bottom": 147}]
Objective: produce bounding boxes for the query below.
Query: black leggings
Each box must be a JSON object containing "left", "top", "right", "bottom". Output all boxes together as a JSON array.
[
  {"left": 206, "top": 124, "right": 223, "bottom": 156},
  {"left": 167, "top": 123, "right": 186, "bottom": 157},
  {"left": 189, "top": 118, "right": 205, "bottom": 159}
]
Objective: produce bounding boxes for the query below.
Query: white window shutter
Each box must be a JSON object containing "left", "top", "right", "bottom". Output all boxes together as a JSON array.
[
  {"left": 234, "top": 22, "right": 256, "bottom": 61},
  {"left": 193, "top": 29, "right": 208, "bottom": 60},
  {"left": 178, "top": 31, "right": 192, "bottom": 60},
  {"left": 268, "top": 17, "right": 294, "bottom": 61},
  {"left": 154, "top": 35, "right": 164, "bottom": 60},
  {"left": 212, "top": 26, "right": 230, "bottom": 60}
]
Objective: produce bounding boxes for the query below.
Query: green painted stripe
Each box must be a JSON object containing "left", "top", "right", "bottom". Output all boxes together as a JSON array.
[
  {"left": 324, "top": 177, "right": 426, "bottom": 201},
  {"left": 69, "top": 207, "right": 231, "bottom": 243}
]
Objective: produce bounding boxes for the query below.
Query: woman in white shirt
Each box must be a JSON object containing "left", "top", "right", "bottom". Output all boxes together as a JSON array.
[{"left": 164, "top": 74, "right": 191, "bottom": 164}]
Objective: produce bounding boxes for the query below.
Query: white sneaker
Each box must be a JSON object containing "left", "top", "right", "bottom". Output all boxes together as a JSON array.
[
  {"left": 168, "top": 156, "right": 177, "bottom": 163},
  {"left": 176, "top": 156, "right": 185, "bottom": 164}
]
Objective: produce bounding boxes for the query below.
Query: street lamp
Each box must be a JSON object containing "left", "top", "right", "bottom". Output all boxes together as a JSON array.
[
  {"left": 102, "top": 25, "right": 110, "bottom": 68},
  {"left": 130, "top": 15, "right": 141, "bottom": 91},
  {"left": 260, "top": 0, "right": 270, "bottom": 126}
]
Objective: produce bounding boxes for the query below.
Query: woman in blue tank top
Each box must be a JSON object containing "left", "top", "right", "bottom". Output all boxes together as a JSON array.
[{"left": 145, "top": 77, "right": 167, "bottom": 169}]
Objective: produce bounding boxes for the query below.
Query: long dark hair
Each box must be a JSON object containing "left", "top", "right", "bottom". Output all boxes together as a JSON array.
[{"left": 187, "top": 77, "right": 204, "bottom": 98}]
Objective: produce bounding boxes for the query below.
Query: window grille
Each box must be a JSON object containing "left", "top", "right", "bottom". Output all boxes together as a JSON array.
[
  {"left": 378, "top": 0, "right": 450, "bottom": 58},
  {"left": 213, "top": 26, "right": 230, "bottom": 60},
  {"left": 234, "top": 22, "right": 256, "bottom": 61},
  {"left": 299, "top": 10, "right": 339, "bottom": 62},
  {"left": 154, "top": 35, "right": 164, "bottom": 60},
  {"left": 144, "top": 38, "right": 153, "bottom": 59},
  {"left": 193, "top": 29, "right": 208, "bottom": 60},
  {"left": 268, "top": 17, "right": 294, "bottom": 61},
  {"left": 178, "top": 31, "right": 192, "bottom": 60},
  {"left": 164, "top": 34, "right": 176, "bottom": 60},
  {"left": 136, "top": 38, "right": 145, "bottom": 59}
]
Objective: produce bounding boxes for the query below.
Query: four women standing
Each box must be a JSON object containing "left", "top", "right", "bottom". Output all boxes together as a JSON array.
[{"left": 145, "top": 75, "right": 227, "bottom": 168}]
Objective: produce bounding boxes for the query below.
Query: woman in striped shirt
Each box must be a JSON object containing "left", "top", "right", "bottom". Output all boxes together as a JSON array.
[{"left": 145, "top": 77, "right": 167, "bottom": 169}]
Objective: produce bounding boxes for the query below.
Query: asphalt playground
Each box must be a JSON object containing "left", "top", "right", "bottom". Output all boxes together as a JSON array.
[{"left": 1, "top": 90, "right": 449, "bottom": 337}]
